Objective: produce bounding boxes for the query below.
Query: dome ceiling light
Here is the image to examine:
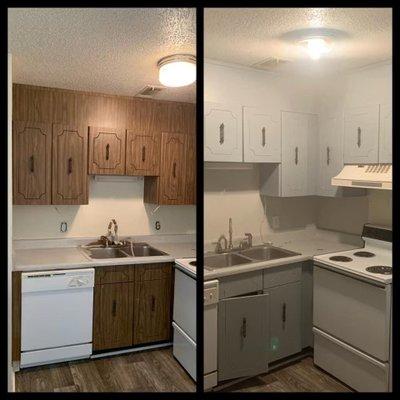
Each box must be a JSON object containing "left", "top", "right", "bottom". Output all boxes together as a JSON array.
[
  {"left": 158, "top": 54, "right": 196, "bottom": 87},
  {"left": 300, "top": 37, "right": 331, "bottom": 60}
]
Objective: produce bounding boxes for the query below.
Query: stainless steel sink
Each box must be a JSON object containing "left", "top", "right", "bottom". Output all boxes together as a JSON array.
[
  {"left": 204, "top": 252, "right": 252, "bottom": 269},
  {"left": 120, "top": 243, "right": 167, "bottom": 257},
  {"left": 239, "top": 245, "right": 299, "bottom": 261},
  {"left": 85, "top": 247, "right": 129, "bottom": 259}
]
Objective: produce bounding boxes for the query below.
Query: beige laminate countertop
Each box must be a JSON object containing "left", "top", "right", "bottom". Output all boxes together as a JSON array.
[{"left": 13, "top": 241, "right": 196, "bottom": 272}]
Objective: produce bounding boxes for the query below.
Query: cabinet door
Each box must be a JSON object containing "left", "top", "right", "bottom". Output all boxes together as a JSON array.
[
  {"left": 243, "top": 107, "right": 281, "bottom": 162},
  {"left": 52, "top": 124, "right": 88, "bottom": 204},
  {"left": 125, "top": 130, "right": 160, "bottom": 176},
  {"left": 281, "top": 112, "right": 308, "bottom": 196},
  {"left": 88, "top": 126, "right": 126, "bottom": 175},
  {"left": 93, "top": 282, "right": 134, "bottom": 351},
  {"left": 133, "top": 277, "right": 172, "bottom": 345},
  {"left": 344, "top": 105, "right": 379, "bottom": 164},
  {"left": 158, "top": 132, "right": 187, "bottom": 204},
  {"left": 204, "top": 102, "right": 242, "bottom": 162},
  {"left": 218, "top": 293, "right": 269, "bottom": 382},
  {"left": 317, "top": 113, "right": 344, "bottom": 197},
  {"left": 379, "top": 104, "right": 392, "bottom": 164},
  {"left": 13, "top": 121, "right": 52, "bottom": 204},
  {"left": 185, "top": 134, "right": 196, "bottom": 204},
  {"left": 268, "top": 281, "right": 302, "bottom": 363}
]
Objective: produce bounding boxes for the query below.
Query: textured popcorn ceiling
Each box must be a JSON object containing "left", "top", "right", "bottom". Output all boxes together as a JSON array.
[
  {"left": 8, "top": 8, "right": 196, "bottom": 102},
  {"left": 205, "top": 8, "right": 392, "bottom": 75}
]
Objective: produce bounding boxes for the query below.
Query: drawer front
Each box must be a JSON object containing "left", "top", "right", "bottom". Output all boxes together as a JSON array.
[
  {"left": 263, "top": 263, "right": 302, "bottom": 289},
  {"left": 95, "top": 266, "right": 132, "bottom": 285},
  {"left": 134, "top": 262, "right": 172, "bottom": 282},
  {"left": 314, "top": 328, "right": 389, "bottom": 392},
  {"left": 219, "top": 271, "right": 263, "bottom": 299},
  {"left": 172, "top": 322, "right": 196, "bottom": 381},
  {"left": 313, "top": 266, "right": 390, "bottom": 361}
]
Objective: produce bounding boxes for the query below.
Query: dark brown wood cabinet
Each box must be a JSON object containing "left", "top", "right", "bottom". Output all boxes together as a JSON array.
[
  {"left": 185, "top": 135, "right": 196, "bottom": 205},
  {"left": 52, "top": 124, "right": 88, "bottom": 205},
  {"left": 12, "top": 121, "right": 52, "bottom": 205},
  {"left": 88, "top": 126, "right": 126, "bottom": 175},
  {"left": 125, "top": 131, "right": 160, "bottom": 176}
]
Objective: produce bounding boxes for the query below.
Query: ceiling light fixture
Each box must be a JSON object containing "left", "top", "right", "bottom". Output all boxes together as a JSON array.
[
  {"left": 300, "top": 37, "right": 331, "bottom": 60},
  {"left": 158, "top": 54, "right": 196, "bottom": 87}
]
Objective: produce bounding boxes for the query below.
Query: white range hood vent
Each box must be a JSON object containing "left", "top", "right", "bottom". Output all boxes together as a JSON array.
[{"left": 332, "top": 164, "right": 392, "bottom": 190}]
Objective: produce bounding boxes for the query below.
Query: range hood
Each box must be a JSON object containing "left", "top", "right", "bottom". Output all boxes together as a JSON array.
[{"left": 332, "top": 164, "right": 392, "bottom": 190}]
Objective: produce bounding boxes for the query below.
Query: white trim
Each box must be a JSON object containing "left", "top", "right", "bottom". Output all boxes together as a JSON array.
[{"left": 90, "top": 342, "right": 172, "bottom": 359}]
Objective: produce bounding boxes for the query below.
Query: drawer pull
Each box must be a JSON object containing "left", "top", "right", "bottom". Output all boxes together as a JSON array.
[
  {"left": 219, "top": 123, "right": 225, "bottom": 145},
  {"left": 282, "top": 302, "right": 287, "bottom": 329},
  {"left": 357, "top": 127, "right": 362, "bottom": 148},
  {"left": 142, "top": 146, "right": 146, "bottom": 162},
  {"left": 68, "top": 157, "right": 73, "bottom": 174},
  {"left": 261, "top": 126, "right": 266, "bottom": 147},
  {"left": 151, "top": 295, "right": 156, "bottom": 312},
  {"left": 295, "top": 147, "right": 299, "bottom": 165},
  {"left": 112, "top": 300, "right": 117, "bottom": 317},
  {"left": 29, "top": 155, "right": 35, "bottom": 173},
  {"left": 327, "top": 146, "right": 330, "bottom": 165},
  {"left": 241, "top": 317, "right": 247, "bottom": 338},
  {"left": 105, "top": 144, "right": 110, "bottom": 160},
  {"left": 172, "top": 162, "right": 177, "bottom": 178}
]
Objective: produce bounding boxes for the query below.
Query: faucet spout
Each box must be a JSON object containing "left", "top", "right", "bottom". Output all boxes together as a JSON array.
[{"left": 228, "top": 217, "right": 233, "bottom": 250}]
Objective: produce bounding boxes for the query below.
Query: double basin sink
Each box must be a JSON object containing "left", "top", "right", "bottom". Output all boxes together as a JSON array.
[
  {"left": 81, "top": 242, "right": 166, "bottom": 260},
  {"left": 204, "top": 245, "right": 300, "bottom": 270}
]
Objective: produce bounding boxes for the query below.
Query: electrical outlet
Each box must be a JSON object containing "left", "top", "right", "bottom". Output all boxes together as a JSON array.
[
  {"left": 272, "top": 216, "right": 280, "bottom": 229},
  {"left": 155, "top": 221, "right": 161, "bottom": 231},
  {"left": 60, "top": 221, "right": 68, "bottom": 232}
]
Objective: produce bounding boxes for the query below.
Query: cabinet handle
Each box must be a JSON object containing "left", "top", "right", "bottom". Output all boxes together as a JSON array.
[
  {"left": 105, "top": 144, "right": 110, "bottom": 160},
  {"left": 142, "top": 146, "right": 146, "bottom": 162},
  {"left": 282, "top": 302, "right": 286, "bottom": 329},
  {"left": 151, "top": 295, "right": 156, "bottom": 312},
  {"left": 327, "top": 146, "right": 330, "bottom": 165},
  {"left": 112, "top": 300, "right": 117, "bottom": 317},
  {"left": 261, "top": 127, "right": 266, "bottom": 147},
  {"left": 29, "top": 155, "right": 35, "bottom": 173},
  {"left": 172, "top": 162, "right": 177, "bottom": 178},
  {"left": 295, "top": 147, "right": 299, "bottom": 165},
  {"left": 357, "top": 127, "right": 361, "bottom": 148},
  {"left": 241, "top": 317, "right": 247, "bottom": 338},
  {"left": 219, "top": 123, "right": 225, "bottom": 145},
  {"left": 68, "top": 157, "right": 73, "bottom": 174}
]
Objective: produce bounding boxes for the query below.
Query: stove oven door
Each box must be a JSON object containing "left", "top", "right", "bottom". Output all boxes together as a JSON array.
[{"left": 313, "top": 265, "right": 390, "bottom": 362}]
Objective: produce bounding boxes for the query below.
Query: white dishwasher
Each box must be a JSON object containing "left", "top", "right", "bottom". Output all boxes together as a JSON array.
[{"left": 21, "top": 268, "right": 94, "bottom": 368}]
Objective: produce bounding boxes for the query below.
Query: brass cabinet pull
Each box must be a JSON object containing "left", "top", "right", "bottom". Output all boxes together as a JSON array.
[
  {"left": 105, "top": 144, "right": 110, "bottom": 160},
  {"left": 242, "top": 317, "right": 247, "bottom": 338},
  {"left": 219, "top": 123, "right": 225, "bottom": 145},
  {"left": 261, "top": 127, "right": 266, "bottom": 147},
  {"left": 295, "top": 147, "right": 299, "bottom": 165},
  {"left": 29, "top": 155, "right": 34, "bottom": 173},
  {"left": 357, "top": 127, "right": 362, "bottom": 148},
  {"left": 172, "top": 162, "right": 177, "bottom": 178},
  {"left": 151, "top": 295, "right": 156, "bottom": 312},
  {"left": 68, "top": 157, "right": 73, "bottom": 174},
  {"left": 112, "top": 300, "right": 117, "bottom": 317},
  {"left": 142, "top": 146, "right": 146, "bottom": 162},
  {"left": 282, "top": 303, "right": 287, "bottom": 329},
  {"left": 327, "top": 146, "right": 330, "bottom": 165}
]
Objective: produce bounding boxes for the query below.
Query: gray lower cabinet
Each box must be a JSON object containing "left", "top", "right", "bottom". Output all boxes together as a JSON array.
[
  {"left": 218, "top": 293, "right": 269, "bottom": 382},
  {"left": 266, "top": 281, "right": 302, "bottom": 363}
]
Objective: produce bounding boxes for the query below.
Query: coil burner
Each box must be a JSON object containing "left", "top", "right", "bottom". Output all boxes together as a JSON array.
[
  {"left": 353, "top": 251, "right": 375, "bottom": 258},
  {"left": 329, "top": 256, "right": 353, "bottom": 262},
  {"left": 365, "top": 266, "right": 392, "bottom": 275}
]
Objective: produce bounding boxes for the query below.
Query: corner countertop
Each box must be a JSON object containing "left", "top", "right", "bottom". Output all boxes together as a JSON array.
[
  {"left": 13, "top": 235, "right": 196, "bottom": 272},
  {"left": 204, "top": 228, "right": 362, "bottom": 280}
]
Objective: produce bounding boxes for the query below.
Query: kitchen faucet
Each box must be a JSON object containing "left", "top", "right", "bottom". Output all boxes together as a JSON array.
[
  {"left": 228, "top": 217, "right": 233, "bottom": 250},
  {"left": 214, "top": 234, "right": 228, "bottom": 253},
  {"left": 106, "top": 219, "right": 120, "bottom": 245}
]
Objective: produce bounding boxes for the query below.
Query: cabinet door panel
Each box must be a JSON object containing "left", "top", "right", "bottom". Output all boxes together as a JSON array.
[
  {"left": 13, "top": 121, "right": 52, "bottom": 204},
  {"left": 93, "top": 282, "right": 134, "bottom": 351},
  {"left": 125, "top": 131, "right": 160, "bottom": 176},
  {"left": 268, "top": 281, "right": 302, "bottom": 362},
  {"left": 185, "top": 135, "right": 196, "bottom": 204},
  {"left": 379, "top": 104, "right": 392, "bottom": 164},
  {"left": 88, "top": 126, "right": 126, "bottom": 175},
  {"left": 243, "top": 107, "right": 281, "bottom": 162},
  {"left": 218, "top": 293, "right": 269, "bottom": 382},
  {"left": 158, "top": 132, "right": 187, "bottom": 204},
  {"left": 204, "top": 102, "right": 242, "bottom": 162},
  {"left": 133, "top": 278, "right": 172, "bottom": 345},
  {"left": 281, "top": 112, "right": 308, "bottom": 196},
  {"left": 52, "top": 124, "right": 88, "bottom": 204},
  {"left": 344, "top": 105, "right": 379, "bottom": 164}
]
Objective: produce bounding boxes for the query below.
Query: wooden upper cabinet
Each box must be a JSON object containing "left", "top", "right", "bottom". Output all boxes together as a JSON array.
[
  {"left": 88, "top": 126, "right": 126, "bottom": 175},
  {"left": 52, "top": 124, "right": 88, "bottom": 205},
  {"left": 13, "top": 121, "right": 52, "bottom": 205},
  {"left": 125, "top": 131, "right": 160, "bottom": 176},
  {"left": 185, "top": 135, "right": 196, "bottom": 204}
]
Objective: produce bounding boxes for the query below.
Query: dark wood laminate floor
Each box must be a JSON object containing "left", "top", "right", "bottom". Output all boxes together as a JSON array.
[
  {"left": 15, "top": 347, "right": 195, "bottom": 392},
  {"left": 223, "top": 357, "right": 353, "bottom": 392}
]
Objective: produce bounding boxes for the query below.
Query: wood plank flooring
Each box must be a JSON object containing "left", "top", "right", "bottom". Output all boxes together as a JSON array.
[
  {"left": 15, "top": 347, "right": 195, "bottom": 392},
  {"left": 220, "top": 357, "right": 353, "bottom": 392}
]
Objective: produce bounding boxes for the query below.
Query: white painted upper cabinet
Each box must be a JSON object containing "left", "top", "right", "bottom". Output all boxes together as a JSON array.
[
  {"left": 379, "top": 104, "right": 392, "bottom": 164},
  {"left": 317, "top": 113, "right": 344, "bottom": 197},
  {"left": 204, "top": 102, "right": 242, "bottom": 162},
  {"left": 243, "top": 107, "right": 281, "bottom": 162},
  {"left": 343, "top": 105, "right": 379, "bottom": 164}
]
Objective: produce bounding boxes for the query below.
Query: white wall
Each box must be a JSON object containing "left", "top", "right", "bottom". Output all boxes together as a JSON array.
[{"left": 13, "top": 178, "right": 196, "bottom": 239}]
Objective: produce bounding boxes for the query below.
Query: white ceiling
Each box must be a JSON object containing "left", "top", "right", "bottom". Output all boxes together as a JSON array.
[
  {"left": 205, "top": 8, "right": 392, "bottom": 75},
  {"left": 8, "top": 8, "right": 196, "bottom": 102}
]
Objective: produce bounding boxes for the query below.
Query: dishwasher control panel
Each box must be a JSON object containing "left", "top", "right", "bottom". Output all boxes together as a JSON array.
[{"left": 204, "top": 281, "right": 219, "bottom": 306}]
